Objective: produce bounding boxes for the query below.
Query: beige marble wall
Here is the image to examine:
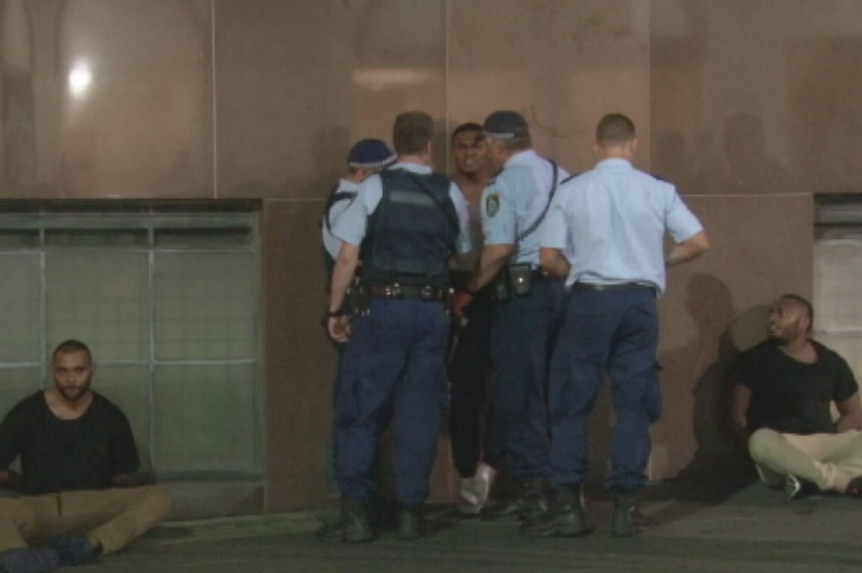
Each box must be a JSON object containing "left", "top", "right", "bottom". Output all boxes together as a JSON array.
[
  {"left": 0, "top": 0, "right": 213, "bottom": 199},
  {"left": 650, "top": 0, "right": 862, "bottom": 195},
  {"left": 215, "top": 0, "right": 447, "bottom": 199},
  {"left": 448, "top": 0, "right": 651, "bottom": 173}
]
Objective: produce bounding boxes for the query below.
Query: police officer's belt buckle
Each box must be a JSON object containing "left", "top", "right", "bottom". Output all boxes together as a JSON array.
[
  {"left": 419, "top": 285, "right": 432, "bottom": 299},
  {"left": 387, "top": 283, "right": 403, "bottom": 298}
]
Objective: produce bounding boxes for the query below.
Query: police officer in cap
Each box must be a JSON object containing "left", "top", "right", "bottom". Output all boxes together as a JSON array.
[
  {"left": 452, "top": 110, "right": 570, "bottom": 523},
  {"left": 321, "top": 111, "right": 472, "bottom": 543},
  {"left": 321, "top": 138, "right": 396, "bottom": 286}
]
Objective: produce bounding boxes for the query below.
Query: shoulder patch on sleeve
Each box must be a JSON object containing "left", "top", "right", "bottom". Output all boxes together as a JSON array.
[{"left": 485, "top": 193, "right": 500, "bottom": 217}]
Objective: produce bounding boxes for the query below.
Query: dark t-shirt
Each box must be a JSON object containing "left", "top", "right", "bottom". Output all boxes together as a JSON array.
[
  {"left": 0, "top": 391, "right": 140, "bottom": 495},
  {"left": 730, "top": 339, "right": 859, "bottom": 435}
]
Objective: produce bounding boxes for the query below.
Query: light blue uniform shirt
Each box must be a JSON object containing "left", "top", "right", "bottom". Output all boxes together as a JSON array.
[
  {"left": 332, "top": 162, "right": 473, "bottom": 254},
  {"left": 541, "top": 158, "right": 703, "bottom": 295},
  {"left": 480, "top": 149, "right": 569, "bottom": 266},
  {"left": 321, "top": 178, "right": 359, "bottom": 260}
]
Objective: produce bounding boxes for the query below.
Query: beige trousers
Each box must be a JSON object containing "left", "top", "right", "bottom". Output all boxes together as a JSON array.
[
  {"left": 0, "top": 485, "right": 172, "bottom": 554},
  {"left": 748, "top": 428, "right": 862, "bottom": 493}
]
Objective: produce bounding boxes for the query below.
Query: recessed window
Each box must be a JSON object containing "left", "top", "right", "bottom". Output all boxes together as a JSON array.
[{"left": 0, "top": 201, "right": 262, "bottom": 479}]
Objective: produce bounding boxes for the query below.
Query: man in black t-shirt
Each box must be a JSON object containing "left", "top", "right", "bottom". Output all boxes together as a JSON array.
[
  {"left": 0, "top": 340, "right": 172, "bottom": 573},
  {"left": 729, "top": 294, "right": 862, "bottom": 499}
]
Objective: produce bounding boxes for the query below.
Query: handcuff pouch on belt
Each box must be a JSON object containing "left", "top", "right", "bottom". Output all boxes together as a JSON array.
[
  {"left": 344, "top": 275, "right": 370, "bottom": 316},
  {"left": 493, "top": 263, "right": 533, "bottom": 301}
]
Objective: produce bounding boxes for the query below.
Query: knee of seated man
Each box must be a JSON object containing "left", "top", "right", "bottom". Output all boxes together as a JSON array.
[
  {"left": 0, "top": 498, "right": 32, "bottom": 523},
  {"left": 138, "top": 485, "right": 173, "bottom": 521},
  {"left": 747, "top": 428, "right": 782, "bottom": 462}
]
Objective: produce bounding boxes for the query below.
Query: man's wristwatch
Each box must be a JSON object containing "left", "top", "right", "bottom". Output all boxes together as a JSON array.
[{"left": 325, "top": 309, "right": 345, "bottom": 318}]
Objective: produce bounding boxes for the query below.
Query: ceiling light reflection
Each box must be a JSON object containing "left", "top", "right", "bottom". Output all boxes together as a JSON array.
[{"left": 68, "top": 62, "right": 93, "bottom": 98}]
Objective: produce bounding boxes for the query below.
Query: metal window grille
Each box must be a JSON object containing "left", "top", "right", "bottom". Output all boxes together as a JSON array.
[{"left": 0, "top": 202, "right": 263, "bottom": 479}]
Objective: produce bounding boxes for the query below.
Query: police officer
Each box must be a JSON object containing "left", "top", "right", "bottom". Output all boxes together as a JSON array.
[
  {"left": 452, "top": 110, "right": 569, "bottom": 522},
  {"left": 321, "top": 138, "right": 396, "bottom": 284},
  {"left": 447, "top": 123, "right": 501, "bottom": 514},
  {"left": 523, "top": 113, "right": 709, "bottom": 538},
  {"left": 321, "top": 111, "right": 472, "bottom": 543}
]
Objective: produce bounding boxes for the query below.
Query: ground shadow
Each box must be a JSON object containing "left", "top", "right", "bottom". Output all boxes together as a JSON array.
[{"left": 647, "top": 276, "right": 773, "bottom": 524}]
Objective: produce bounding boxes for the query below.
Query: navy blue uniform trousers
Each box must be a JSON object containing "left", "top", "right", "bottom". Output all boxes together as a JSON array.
[
  {"left": 548, "top": 288, "right": 662, "bottom": 491},
  {"left": 334, "top": 298, "right": 450, "bottom": 505},
  {"left": 489, "top": 278, "right": 565, "bottom": 480}
]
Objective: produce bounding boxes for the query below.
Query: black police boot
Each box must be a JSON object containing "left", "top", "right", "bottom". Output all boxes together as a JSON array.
[
  {"left": 316, "top": 497, "right": 374, "bottom": 543},
  {"left": 520, "top": 484, "right": 588, "bottom": 537},
  {"left": 610, "top": 490, "right": 638, "bottom": 538},
  {"left": 396, "top": 505, "right": 425, "bottom": 541},
  {"left": 481, "top": 479, "right": 547, "bottom": 521},
  {"left": 479, "top": 479, "right": 548, "bottom": 521}
]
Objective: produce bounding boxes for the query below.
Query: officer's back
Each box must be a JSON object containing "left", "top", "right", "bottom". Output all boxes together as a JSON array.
[{"left": 321, "top": 111, "right": 472, "bottom": 543}]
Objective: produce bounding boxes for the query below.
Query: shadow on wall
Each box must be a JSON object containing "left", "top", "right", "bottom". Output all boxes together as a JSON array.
[
  {"left": 645, "top": 278, "right": 771, "bottom": 526},
  {"left": 674, "top": 276, "right": 772, "bottom": 495},
  {"left": 656, "top": 275, "right": 772, "bottom": 496},
  {"left": 695, "top": 111, "right": 793, "bottom": 195}
]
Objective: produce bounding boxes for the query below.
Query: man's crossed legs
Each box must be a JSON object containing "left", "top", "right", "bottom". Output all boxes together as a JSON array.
[
  {"left": 0, "top": 485, "right": 172, "bottom": 573},
  {"left": 748, "top": 428, "right": 862, "bottom": 498}
]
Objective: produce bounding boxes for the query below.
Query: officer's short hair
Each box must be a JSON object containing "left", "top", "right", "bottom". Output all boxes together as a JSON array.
[
  {"left": 53, "top": 339, "right": 92, "bottom": 362},
  {"left": 779, "top": 293, "right": 814, "bottom": 332},
  {"left": 497, "top": 134, "right": 531, "bottom": 151},
  {"left": 393, "top": 111, "right": 434, "bottom": 155},
  {"left": 596, "top": 113, "right": 636, "bottom": 145}
]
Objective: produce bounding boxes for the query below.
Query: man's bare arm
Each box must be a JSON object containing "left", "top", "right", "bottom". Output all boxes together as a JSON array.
[
  {"left": 836, "top": 393, "right": 862, "bottom": 432},
  {"left": 465, "top": 244, "right": 513, "bottom": 292},
  {"left": 539, "top": 247, "right": 570, "bottom": 280},
  {"left": 666, "top": 230, "right": 710, "bottom": 267},
  {"left": 328, "top": 243, "right": 360, "bottom": 314}
]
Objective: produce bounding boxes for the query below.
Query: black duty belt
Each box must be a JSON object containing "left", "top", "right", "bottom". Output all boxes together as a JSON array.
[
  {"left": 571, "top": 282, "right": 653, "bottom": 292},
  {"left": 367, "top": 284, "right": 448, "bottom": 300}
]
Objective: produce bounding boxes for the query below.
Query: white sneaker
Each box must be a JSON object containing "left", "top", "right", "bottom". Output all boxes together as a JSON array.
[
  {"left": 473, "top": 462, "right": 497, "bottom": 506},
  {"left": 458, "top": 464, "right": 498, "bottom": 515},
  {"left": 459, "top": 477, "right": 481, "bottom": 514}
]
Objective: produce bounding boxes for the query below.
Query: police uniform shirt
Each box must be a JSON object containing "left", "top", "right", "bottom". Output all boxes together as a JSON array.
[
  {"left": 332, "top": 162, "right": 473, "bottom": 254},
  {"left": 541, "top": 158, "right": 703, "bottom": 294},
  {"left": 480, "top": 149, "right": 570, "bottom": 267},
  {"left": 321, "top": 178, "right": 360, "bottom": 260}
]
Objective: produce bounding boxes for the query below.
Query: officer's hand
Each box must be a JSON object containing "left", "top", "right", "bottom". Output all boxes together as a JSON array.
[
  {"left": 328, "top": 315, "right": 351, "bottom": 342},
  {"left": 450, "top": 290, "right": 473, "bottom": 319}
]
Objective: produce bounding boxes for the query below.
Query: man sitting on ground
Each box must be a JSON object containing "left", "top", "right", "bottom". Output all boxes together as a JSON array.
[
  {"left": 0, "top": 340, "right": 172, "bottom": 572},
  {"left": 729, "top": 294, "right": 862, "bottom": 499}
]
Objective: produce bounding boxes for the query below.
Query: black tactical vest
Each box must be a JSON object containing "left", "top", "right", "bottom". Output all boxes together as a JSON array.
[{"left": 360, "top": 169, "right": 458, "bottom": 289}]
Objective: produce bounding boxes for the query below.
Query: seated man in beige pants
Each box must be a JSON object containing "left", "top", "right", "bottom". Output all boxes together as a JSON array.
[
  {"left": 730, "top": 294, "right": 862, "bottom": 499},
  {"left": 0, "top": 340, "right": 172, "bottom": 573}
]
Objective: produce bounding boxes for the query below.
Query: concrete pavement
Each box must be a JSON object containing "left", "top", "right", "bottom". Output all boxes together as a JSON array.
[{"left": 95, "top": 480, "right": 862, "bottom": 573}]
